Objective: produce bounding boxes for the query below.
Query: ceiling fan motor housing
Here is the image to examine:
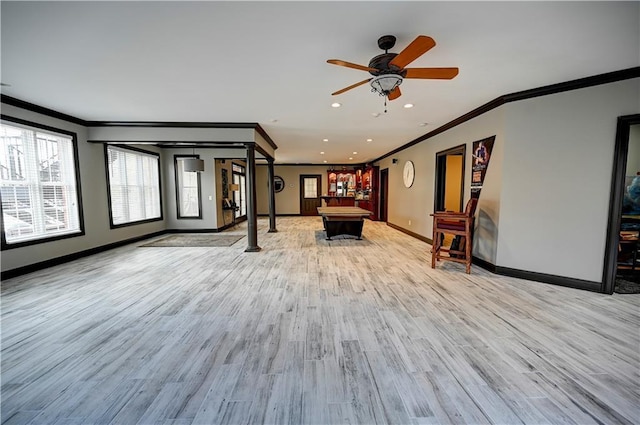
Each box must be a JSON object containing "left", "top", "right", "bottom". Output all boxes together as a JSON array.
[{"left": 368, "top": 53, "right": 407, "bottom": 77}]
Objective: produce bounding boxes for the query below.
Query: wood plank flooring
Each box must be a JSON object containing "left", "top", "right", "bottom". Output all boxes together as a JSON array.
[{"left": 1, "top": 217, "right": 639, "bottom": 424}]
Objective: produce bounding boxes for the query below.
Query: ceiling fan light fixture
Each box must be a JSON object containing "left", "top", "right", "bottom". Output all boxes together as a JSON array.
[{"left": 370, "top": 74, "right": 403, "bottom": 97}]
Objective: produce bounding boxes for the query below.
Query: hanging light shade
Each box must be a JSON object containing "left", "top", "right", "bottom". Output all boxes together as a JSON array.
[
  {"left": 183, "top": 158, "right": 205, "bottom": 172},
  {"left": 370, "top": 74, "right": 403, "bottom": 97}
]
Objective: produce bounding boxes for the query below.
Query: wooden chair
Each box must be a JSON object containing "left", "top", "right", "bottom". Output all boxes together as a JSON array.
[{"left": 430, "top": 198, "right": 478, "bottom": 273}]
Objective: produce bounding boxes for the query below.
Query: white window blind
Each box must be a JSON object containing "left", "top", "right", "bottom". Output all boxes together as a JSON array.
[
  {"left": 107, "top": 146, "right": 161, "bottom": 226},
  {"left": 176, "top": 157, "right": 201, "bottom": 218},
  {"left": 0, "top": 121, "right": 82, "bottom": 245}
]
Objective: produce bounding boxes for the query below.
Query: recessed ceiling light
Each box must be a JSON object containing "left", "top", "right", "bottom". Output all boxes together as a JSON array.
[
  {"left": 331, "top": 102, "right": 341, "bottom": 108},
  {"left": 371, "top": 112, "right": 380, "bottom": 117},
  {"left": 269, "top": 118, "right": 278, "bottom": 122},
  {"left": 404, "top": 103, "right": 414, "bottom": 109},
  {"left": 323, "top": 160, "right": 327, "bottom": 163},
  {"left": 353, "top": 152, "right": 357, "bottom": 155},
  {"left": 320, "top": 151, "right": 325, "bottom": 155},
  {"left": 366, "top": 138, "right": 373, "bottom": 142},
  {"left": 349, "top": 157, "right": 353, "bottom": 160},
  {"left": 323, "top": 138, "right": 329, "bottom": 142},
  {"left": 419, "top": 122, "right": 428, "bottom": 127}
]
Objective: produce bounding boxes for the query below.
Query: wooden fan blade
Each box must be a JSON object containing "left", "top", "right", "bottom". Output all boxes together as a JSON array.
[
  {"left": 405, "top": 67, "right": 459, "bottom": 79},
  {"left": 327, "top": 59, "right": 378, "bottom": 73},
  {"left": 331, "top": 78, "right": 372, "bottom": 96},
  {"left": 387, "top": 86, "right": 401, "bottom": 100},
  {"left": 389, "top": 35, "right": 436, "bottom": 69}
]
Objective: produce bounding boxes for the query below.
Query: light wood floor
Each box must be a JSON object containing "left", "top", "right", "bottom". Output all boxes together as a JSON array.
[{"left": 2, "top": 217, "right": 639, "bottom": 425}]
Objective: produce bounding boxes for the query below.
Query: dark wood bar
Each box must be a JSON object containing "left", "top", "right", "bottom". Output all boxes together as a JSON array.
[{"left": 321, "top": 195, "right": 356, "bottom": 207}]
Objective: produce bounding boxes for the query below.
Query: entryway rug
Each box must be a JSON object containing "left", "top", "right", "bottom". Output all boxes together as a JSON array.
[
  {"left": 614, "top": 275, "right": 640, "bottom": 294},
  {"left": 140, "top": 234, "right": 244, "bottom": 248}
]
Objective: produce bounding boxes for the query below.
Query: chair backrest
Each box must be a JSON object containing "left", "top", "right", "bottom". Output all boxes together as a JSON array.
[{"left": 464, "top": 198, "right": 479, "bottom": 217}]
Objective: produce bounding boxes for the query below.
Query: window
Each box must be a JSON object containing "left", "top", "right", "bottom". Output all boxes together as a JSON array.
[
  {"left": 0, "top": 118, "right": 83, "bottom": 248},
  {"left": 232, "top": 163, "right": 246, "bottom": 219},
  {"left": 304, "top": 177, "right": 318, "bottom": 198},
  {"left": 174, "top": 155, "right": 202, "bottom": 219},
  {"left": 106, "top": 145, "right": 162, "bottom": 227}
]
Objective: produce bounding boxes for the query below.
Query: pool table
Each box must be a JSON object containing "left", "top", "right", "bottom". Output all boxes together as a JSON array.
[{"left": 317, "top": 206, "right": 372, "bottom": 240}]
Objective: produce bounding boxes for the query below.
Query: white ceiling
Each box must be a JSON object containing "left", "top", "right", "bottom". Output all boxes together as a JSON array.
[{"left": 1, "top": 1, "right": 638, "bottom": 164}]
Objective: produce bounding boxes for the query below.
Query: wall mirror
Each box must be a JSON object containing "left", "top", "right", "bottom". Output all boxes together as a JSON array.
[{"left": 274, "top": 176, "right": 285, "bottom": 193}]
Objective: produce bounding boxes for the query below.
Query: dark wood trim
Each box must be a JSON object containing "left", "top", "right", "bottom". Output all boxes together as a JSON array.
[
  {"left": 471, "top": 256, "right": 601, "bottom": 292},
  {"left": 254, "top": 124, "right": 278, "bottom": 150},
  {"left": 494, "top": 266, "right": 602, "bottom": 293},
  {"left": 603, "top": 114, "right": 640, "bottom": 294},
  {"left": 501, "top": 67, "right": 640, "bottom": 103},
  {"left": 1, "top": 230, "right": 166, "bottom": 280},
  {"left": 372, "top": 67, "right": 640, "bottom": 163},
  {"left": 472, "top": 256, "right": 497, "bottom": 273},
  {"left": 0, "top": 95, "right": 278, "bottom": 150},
  {"left": 1, "top": 226, "right": 244, "bottom": 279},
  {"left": 254, "top": 143, "right": 275, "bottom": 162},
  {"left": 244, "top": 143, "right": 261, "bottom": 252},
  {"left": 87, "top": 121, "right": 277, "bottom": 150},
  {"left": 256, "top": 163, "right": 365, "bottom": 167},
  {"left": 87, "top": 120, "right": 260, "bottom": 130},
  {"left": 434, "top": 144, "right": 466, "bottom": 213},
  {"left": 0, "top": 95, "right": 88, "bottom": 126},
  {"left": 267, "top": 159, "right": 277, "bottom": 232},
  {"left": 0, "top": 115, "right": 86, "bottom": 250},
  {"left": 386, "top": 222, "right": 603, "bottom": 292},
  {"left": 386, "top": 222, "right": 431, "bottom": 244},
  {"left": 88, "top": 140, "right": 248, "bottom": 148},
  {"left": 174, "top": 154, "right": 203, "bottom": 220},
  {"left": 299, "top": 174, "right": 322, "bottom": 216}
]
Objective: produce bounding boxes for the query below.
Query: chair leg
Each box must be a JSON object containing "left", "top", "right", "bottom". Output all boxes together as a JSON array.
[
  {"left": 465, "top": 230, "right": 472, "bottom": 274},
  {"left": 431, "top": 230, "right": 438, "bottom": 268}
]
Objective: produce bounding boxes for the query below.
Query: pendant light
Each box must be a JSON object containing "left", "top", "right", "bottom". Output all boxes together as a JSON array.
[{"left": 183, "top": 148, "right": 204, "bottom": 172}]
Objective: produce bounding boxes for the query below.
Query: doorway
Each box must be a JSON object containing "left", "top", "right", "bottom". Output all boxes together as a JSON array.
[
  {"left": 435, "top": 144, "right": 466, "bottom": 212},
  {"left": 379, "top": 168, "right": 389, "bottom": 222},
  {"left": 232, "top": 163, "right": 246, "bottom": 220},
  {"left": 300, "top": 174, "right": 321, "bottom": 216},
  {"left": 604, "top": 114, "right": 640, "bottom": 294}
]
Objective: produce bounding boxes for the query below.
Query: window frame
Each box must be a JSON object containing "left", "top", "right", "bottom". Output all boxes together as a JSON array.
[
  {"left": 0, "top": 115, "right": 85, "bottom": 250},
  {"left": 232, "top": 162, "right": 246, "bottom": 219},
  {"left": 104, "top": 144, "right": 163, "bottom": 229},
  {"left": 174, "top": 154, "right": 202, "bottom": 219}
]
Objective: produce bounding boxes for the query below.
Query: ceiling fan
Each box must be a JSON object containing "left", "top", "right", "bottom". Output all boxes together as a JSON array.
[{"left": 327, "top": 35, "right": 459, "bottom": 102}]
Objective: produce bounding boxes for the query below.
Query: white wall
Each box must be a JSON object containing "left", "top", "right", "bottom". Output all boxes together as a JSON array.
[
  {"left": 377, "top": 107, "right": 506, "bottom": 263},
  {"left": 254, "top": 130, "right": 276, "bottom": 159},
  {"left": 1, "top": 107, "right": 259, "bottom": 272},
  {"left": 1, "top": 105, "right": 167, "bottom": 272},
  {"left": 627, "top": 124, "right": 640, "bottom": 176},
  {"left": 375, "top": 78, "right": 639, "bottom": 283},
  {"left": 256, "top": 165, "right": 330, "bottom": 214},
  {"left": 88, "top": 126, "right": 255, "bottom": 143},
  {"left": 499, "top": 79, "right": 640, "bottom": 281},
  {"left": 161, "top": 148, "right": 246, "bottom": 230}
]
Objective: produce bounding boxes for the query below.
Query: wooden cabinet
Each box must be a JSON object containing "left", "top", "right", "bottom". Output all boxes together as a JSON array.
[
  {"left": 328, "top": 170, "right": 357, "bottom": 197},
  {"left": 356, "top": 166, "right": 379, "bottom": 220},
  {"left": 326, "top": 167, "right": 378, "bottom": 219}
]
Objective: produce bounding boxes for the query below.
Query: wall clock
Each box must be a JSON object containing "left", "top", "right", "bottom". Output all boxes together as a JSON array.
[{"left": 403, "top": 160, "right": 415, "bottom": 188}]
